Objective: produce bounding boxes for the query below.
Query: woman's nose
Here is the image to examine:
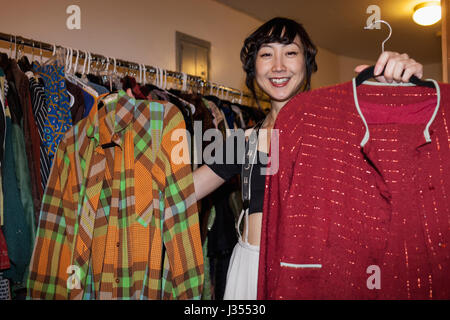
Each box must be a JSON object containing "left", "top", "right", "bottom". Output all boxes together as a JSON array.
[{"left": 271, "top": 54, "right": 286, "bottom": 72}]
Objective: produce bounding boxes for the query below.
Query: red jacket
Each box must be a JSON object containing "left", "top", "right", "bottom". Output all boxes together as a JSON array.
[{"left": 258, "top": 81, "right": 450, "bottom": 299}]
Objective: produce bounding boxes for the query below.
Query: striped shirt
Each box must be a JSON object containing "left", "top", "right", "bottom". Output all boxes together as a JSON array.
[
  {"left": 28, "top": 76, "right": 52, "bottom": 194},
  {"left": 27, "top": 90, "right": 203, "bottom": 299}
]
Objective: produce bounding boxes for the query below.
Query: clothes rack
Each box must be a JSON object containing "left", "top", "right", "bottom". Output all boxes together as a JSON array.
[{"left": 0, "top": 31, "right": 270, "bottom": 103}]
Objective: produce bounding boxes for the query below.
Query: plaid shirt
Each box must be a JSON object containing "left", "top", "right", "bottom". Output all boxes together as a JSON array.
[{"left": 27, "top": 90, "right": 203, "bottom": 299}]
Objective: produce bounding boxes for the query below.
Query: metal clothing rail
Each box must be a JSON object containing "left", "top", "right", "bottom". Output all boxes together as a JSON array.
[{"left": 0, "top": 31, "right": 269, "bottom": 103}]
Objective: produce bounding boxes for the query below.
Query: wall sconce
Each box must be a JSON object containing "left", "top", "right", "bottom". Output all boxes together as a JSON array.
[{"left": 413, "top": 1, "right": 442, "bottom": 26}]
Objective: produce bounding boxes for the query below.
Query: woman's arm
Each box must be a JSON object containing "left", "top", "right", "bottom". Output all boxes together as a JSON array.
[
  {"left": 193, "top": 164, "right": 226, "bottom": 201},
  {"left": 354, "top": 51, "right": 424, "bottom": 83}
]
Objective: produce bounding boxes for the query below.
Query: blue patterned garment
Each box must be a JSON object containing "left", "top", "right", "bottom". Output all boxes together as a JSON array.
[{"left": 32, "top": 61, "right": 72, "bottom": 163}]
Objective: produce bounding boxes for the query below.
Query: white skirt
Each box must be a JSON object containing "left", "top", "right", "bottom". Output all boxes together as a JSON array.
[{"left": 223, "top": 208, "right": 260, "bottom": 300}]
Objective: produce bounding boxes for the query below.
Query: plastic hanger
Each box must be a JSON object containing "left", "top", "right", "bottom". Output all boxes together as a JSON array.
[
  {"left": 9, "top": 35, "right": 12, "bottom": 58},
  {"left": 39, "top": 42, "right": 43, "bottom": 64},
  {"left": 355, "top": 19, "right": 434, "bottom": 88},
  {"left": 41, "top": 43, "right": 59, "bottom": 67},
  {"left": 31, "top": 40, "right": 35, "bottom": 62},
  {"left": 82, "top": 50, "right": 88, "bottom": 76},
  {"left": 163, "top": 69, "right": 167, "bottom": 90},
  {"left": 66, "top": 50, "right": 98, "bottom": 97},
  {"left": 143, "top": 64, "right": 147, "bottom": 85},
  {"left": 154, "top": 67, "right": 159, "bottom": 87},
  {"left": 73, "top": 49, "right": 79, "bottom": 74},
  {"left": 138, "top": 63, "right": 142, "bottom": 84},
  {"left": 14, "top": 36, "right": 17, "bottom": 60},
  {"left": 66, "top": 47, "right": 73, "bottom": 74}
]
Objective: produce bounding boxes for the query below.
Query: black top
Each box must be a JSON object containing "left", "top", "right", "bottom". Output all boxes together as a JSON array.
[{"left": 206, "top": 135, "right": 268, "bottom": 215}]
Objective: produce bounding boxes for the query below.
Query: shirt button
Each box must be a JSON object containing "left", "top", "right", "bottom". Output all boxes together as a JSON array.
[
  {"left": 116, "top": 242, "right": 120, "bottom": 248},
  {"left": 428, "top": 184, "right": 435, "bottom": 191},
  {"left": 115, "top": 278, "right": 119, "bottom": 283}
]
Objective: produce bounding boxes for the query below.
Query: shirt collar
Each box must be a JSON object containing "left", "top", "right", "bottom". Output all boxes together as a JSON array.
[
  {"left": 86, "top": 90, "right": 136, "bottom": 147},
  {"left": 351, "top": 78, "right": 441, "bottom": 149}
]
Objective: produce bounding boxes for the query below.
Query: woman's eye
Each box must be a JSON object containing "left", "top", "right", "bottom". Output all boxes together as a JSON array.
[
  {"left": 260, "top": 53, "right": 271, "bottom": 57},
  {"left": 287, "top": 51, "right": 298, "bottom": 56}
]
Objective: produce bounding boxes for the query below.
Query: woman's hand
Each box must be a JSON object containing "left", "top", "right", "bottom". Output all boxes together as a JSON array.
[{"left": 354, "top": 51, "right": 424, "bottom": 83}]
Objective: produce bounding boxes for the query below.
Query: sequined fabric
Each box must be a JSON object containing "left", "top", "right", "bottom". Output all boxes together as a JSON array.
[{"left": 258, "top": 81, "right": 450, "bottom": 299}]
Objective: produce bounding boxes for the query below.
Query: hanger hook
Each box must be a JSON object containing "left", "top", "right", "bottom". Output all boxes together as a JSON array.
[
  {"left": 87, "top": 52, "right": 91, "bottom": 75},
  {"left": 163, "top": 69, "right": 166, "bottom": 90},
  {"left": 9, "top": 35, "right": 12, "bottom": 58},
  {"left": 14, "top": 35, "right": 17, "bottom": 59},
  {"left": 64, "top": 47, "right": 70, "bottom": 72},
  {"left": 364, "top": 19, "right": 392, "bottom": 53},
  {"left": 69, "top": 48, "right": 74, "bottom": 73},
  {"left": 82, "top": 50, "right": 87, "bottom": 75},
  {"left": 143, "top": 64, "right": 147, "bottom": 85},
  {"left": 19, "top": 38, "right": 24, "bottom": 59},
  {"left": 74, "top": 49, "right": 79, "bottom": 74},
  {"left": 31, "top": 40, "right": 35, "bottom": 62}
]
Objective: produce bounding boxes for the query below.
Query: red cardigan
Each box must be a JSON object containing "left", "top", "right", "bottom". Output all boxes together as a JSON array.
[{"left": 258, "top": 80, "right": 450, "bottom": 299}]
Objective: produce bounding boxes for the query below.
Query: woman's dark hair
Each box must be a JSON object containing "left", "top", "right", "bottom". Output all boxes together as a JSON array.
[{"left": 241, "top": 17, "right": 318, "bottom": 108}]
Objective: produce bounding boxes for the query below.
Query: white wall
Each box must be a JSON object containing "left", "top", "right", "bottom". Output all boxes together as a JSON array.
[
  {"left": 0, "top": 0, "right": 262, "bottom": 91},
  {"left": 311, "top": 46, "right": 341, "bottom": 89}
]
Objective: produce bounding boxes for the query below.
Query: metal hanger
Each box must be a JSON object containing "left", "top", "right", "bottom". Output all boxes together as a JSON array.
[{"left": 356, "top": 19, "right": 434, "bottom": 88}]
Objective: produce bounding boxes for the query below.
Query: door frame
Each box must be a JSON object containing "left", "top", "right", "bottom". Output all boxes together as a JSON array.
[{"left": 176, "top": 31, "right": 211, "bottom": 80}]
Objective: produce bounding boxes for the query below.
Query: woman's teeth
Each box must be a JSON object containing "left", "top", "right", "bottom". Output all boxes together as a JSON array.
[{"left": 270, "top": 78, "right": 290, "bottom": 86}]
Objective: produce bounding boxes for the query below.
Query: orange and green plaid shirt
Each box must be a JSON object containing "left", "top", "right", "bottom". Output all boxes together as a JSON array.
[{"left": 27, "top": 90, "right": 203, "bottom": 299}]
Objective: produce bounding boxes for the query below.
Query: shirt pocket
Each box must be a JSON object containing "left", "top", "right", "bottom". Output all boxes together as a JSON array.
[{"left": 274, "top": 261, "right": 323, "bottom": 299}]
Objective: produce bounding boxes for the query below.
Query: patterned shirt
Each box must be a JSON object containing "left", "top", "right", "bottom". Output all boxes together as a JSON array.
[
  {"left": 32, "top": 61, "right": 72, "bottom": 163},
  {"left": 27, "top": 90, "right": 203, "bottom": 299}
]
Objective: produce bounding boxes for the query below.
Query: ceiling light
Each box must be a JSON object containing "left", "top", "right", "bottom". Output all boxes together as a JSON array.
[{"left": 413, "top": 1, "right": 442, "bottom": 26}]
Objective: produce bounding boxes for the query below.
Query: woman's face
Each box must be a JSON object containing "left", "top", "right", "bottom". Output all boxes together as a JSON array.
[{"left": 254, "top": 35, "right": 306, "bottom": 109}]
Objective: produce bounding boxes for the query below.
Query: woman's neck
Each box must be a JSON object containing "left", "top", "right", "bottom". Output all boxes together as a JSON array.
[{"left": 263, "top": 100, "right": 285, "bottom": 128}]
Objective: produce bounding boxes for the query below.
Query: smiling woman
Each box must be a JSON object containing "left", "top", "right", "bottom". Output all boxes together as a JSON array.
[
  {"left": 241, "top": 17, "right": 318, "bottom": 110},
  {"left": 255, "top": 40, "right": 306, "bottom": 108},
  {"left": 192, "top": 16, "right": 426, "bottom": 300}
]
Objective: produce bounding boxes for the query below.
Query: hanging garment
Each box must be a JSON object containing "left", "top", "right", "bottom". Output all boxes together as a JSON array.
[
  {"left": 0, "top": 68, "right": 6, "bottom": 170},
  {"left": 0, "top": 229, "right": 9, "bottom": 271},
  {"left": 28, "top": 75, "right": 52, "bottom": 194},
  {"left": 231, "top": 105, "right": 246, "bottom": 129},
  {"left": 259, "top": 80, "right": 450, "bottom": 300},
  {"left": 11, "top": 121, "right": 36, "bottom": 248},
  {"left": 27, "top": 90, "right": 203, "bottom": 300},
  {"left": 65, "top": 80, "right": 86, "bottom": 125},
  {"left": 2, "top": 115, "right": 32, "bottom": 284},
  {"left": 32, "top": 61, "right": 72, "bottom": 162},
  {"left": 11, "top": 61, "right": 43, "bottom": 221},
  {"left": 0, "top": 273, "right": 11, "bottom": 300},
  {"left": 0, "top": 83, "right": 5, "bottom": 227}
]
